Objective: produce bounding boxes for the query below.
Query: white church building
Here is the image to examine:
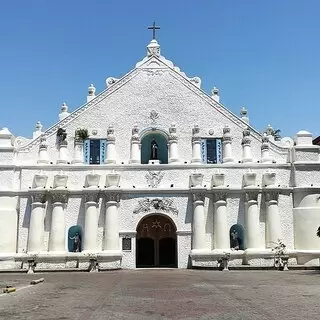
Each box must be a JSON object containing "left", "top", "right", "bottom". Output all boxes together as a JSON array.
[{"left": 0, "top": 31, "right": 320, "bottom": 271}]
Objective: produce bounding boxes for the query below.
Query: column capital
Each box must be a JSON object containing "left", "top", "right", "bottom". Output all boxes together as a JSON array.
[
  {"left": 104, "top": 192, "right": 121, "bottom": 203},
  {"left": 265, "top": 191, "right": 279, "bottom": 202},
  {"left": 84, "top": 192, "right": 100, "bottom": 203},
  {"left": 51, "top": 192, "right": 69, "bottom": 204},
  {"left": 30, "top": 192, "right": 47, "bottom": 204},
  {"left": 213, "top": 192, "right": 227, "bottom": 202},
  {"left": 245, "top": 191, "right": 259, "bottom": 202},
  {"left": 193, "top": 192, "right": 205, "bottom": 203}
]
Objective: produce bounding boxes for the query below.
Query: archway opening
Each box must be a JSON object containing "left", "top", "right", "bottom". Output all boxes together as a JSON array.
[
  {"left": 230, "top": 224, "right": 245, "bottom": 250},
  {"left": 141, "top": 132, "right": 168, "bottom": 164},
  {"left": 136, "top": 214, "right": 177, "bottom": 268}
]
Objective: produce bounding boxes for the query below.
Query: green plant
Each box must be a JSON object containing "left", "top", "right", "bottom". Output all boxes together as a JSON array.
[
  {"left": 57, "top": 128, "right": 67, "bottom": 141},
  {"left": 75, "top": 128, "right": 89, "bottom": 141}
]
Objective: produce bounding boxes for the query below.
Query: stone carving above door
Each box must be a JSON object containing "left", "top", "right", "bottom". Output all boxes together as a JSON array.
[{"left": 133, "top": 198, "right": 178, "bottom": 215}]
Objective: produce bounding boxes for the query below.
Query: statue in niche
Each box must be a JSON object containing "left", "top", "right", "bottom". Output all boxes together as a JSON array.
[
  {"left": 70, "top": 232, "right": 81, "bottom": 252},
  {"left": 230, "top": 230, "right": 240, "bottom": 250},
  {"left": 150, "top": 138, "right": 158, "bottom": 160}
]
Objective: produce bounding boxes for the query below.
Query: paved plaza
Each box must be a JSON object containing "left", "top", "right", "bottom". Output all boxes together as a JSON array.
[{"left": 0, "top": 269, "right": 320, "bottom": 319}]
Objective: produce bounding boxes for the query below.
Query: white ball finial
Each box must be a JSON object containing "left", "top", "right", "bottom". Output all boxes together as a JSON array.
[
  {"left": 88, "top": 84, "right": 96, "bottom": 95},
  {"left": 59, "top": 102, "right": 70, "bottom": 121},
  {"left": 61, "top": 102, "right": 68, "bottom": 112}
]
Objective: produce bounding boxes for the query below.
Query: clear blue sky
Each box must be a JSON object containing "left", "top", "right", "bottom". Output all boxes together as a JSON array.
[{"left": 1, "top": 1, "right": 319, "bottom": 138}]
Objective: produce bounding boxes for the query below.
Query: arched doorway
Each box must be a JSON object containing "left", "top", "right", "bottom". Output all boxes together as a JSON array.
[
  {"left": 141, "top": 132, "right": 168, "bottom": 164},
  {"left": 136, "top": 215, "right": 177, "bottom": 268}
]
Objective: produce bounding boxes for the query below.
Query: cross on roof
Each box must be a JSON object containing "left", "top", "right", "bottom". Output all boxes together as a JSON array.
[{"left": 148, "top": 22, "right": 160, "bottom": 40}]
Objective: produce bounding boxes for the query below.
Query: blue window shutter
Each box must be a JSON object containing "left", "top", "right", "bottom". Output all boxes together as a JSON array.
[
  {"left": 201, "top": 139, "right": 207, "bottom": 164},
  {"left": 216, "top": 139, "right": 223, "bottom": 164},
  {"left": 100, "top": 139, "right": 107, "bottom": 164},
  {"left": 84, "top": 139, "right": 90, "bottom": 164}
]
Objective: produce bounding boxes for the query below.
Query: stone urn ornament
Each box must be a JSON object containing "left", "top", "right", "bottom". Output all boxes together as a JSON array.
[
  {"left": 243, "top": 172, "right": 256, "bottom": 187},
  {"left": 262, "top": 171, "right": 276, "bottom": 187}
]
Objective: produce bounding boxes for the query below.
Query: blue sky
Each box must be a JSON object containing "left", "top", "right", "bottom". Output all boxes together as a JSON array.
[{"left": 0, "top": 1, "right": 319, "bottom": 138}]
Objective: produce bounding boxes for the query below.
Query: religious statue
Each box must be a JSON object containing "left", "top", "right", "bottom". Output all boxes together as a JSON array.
[
  {"left": 150, "top": 138, "right": 158, "bottom": 160},
  {"left": 230, "top": 230, "right": 240, "bottom": 250},
  {"left": 70, "top": 232, "right": 81, "bottom": 252}
]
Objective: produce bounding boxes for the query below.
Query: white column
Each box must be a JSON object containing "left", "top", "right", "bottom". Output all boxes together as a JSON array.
[
  {"left": 266, "top": 192, "right": 281, "bottom": 246},
  {"left": 72, "top": 141, "right": 83, "bottom": 164},
  {"left": 192, "top": 193, "right": 206, "bottom": 250},
  {"left": 104, "top": 193, "right": 120, "bottom": 250},
  {"left": 213, "top": 193, "right": 229, "bottom": 249},
  {"left": 242, "top": 128, "right": 252, "bottom": 163},
  {"left": 168, "top": 123, "right": 179, "bottom": 163},
  {"left": 83, "top": 193, "right": 99, "bottom": 251},
  {"left": 129, "top": 125, "right": 141, "bottom": 164},
  {"left": 191, "top": 125, "right": 202, "bottom": 163},
  {"left": 105, "top": 125, "right": 116, "bottom": 164},
  {"left": 57, "top": 141, "right": 68, "bottom": 164},
  {"left": 49, "top": 193, "right": 67, "bottom": 252},
  {"left": 28, "top": 194, "right": 46, "bottom": 252},
  {"left": 244, "top": 192, "right": 261, "bottom": 249},
  {"left": 222, "top": 126, "right": 233, "bottom": 163},
  {"left": 37, "top": 135, "right": 49, "bottom": 164}
]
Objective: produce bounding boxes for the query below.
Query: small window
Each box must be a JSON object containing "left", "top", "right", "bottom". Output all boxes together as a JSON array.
[
  {"left": 201, "top": 138, "right": 222, "bottom": 164},
  {"left": 84, "top": 139, "right": 107, "bottom": 164}
]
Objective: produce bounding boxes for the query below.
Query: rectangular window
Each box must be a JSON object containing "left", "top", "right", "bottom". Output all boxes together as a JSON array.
[
  {"left": 201, "top": 138, "right": 223, "bottom": 164},
  {"left": 84, "top": 139, "right": 107, "bottom": 164}
]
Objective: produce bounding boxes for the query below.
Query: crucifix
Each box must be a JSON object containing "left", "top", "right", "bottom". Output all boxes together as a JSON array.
[{"left": 148, "top": 21, "right": 160, "bottom": 40}]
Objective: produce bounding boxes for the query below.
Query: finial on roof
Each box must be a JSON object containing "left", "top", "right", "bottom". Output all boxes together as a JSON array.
[
  {"left": 211, "top": 87, "right": 220, "bottom": 103},
  {"left": 87, "top": 84, "right": 96, "bottom": 102},
  {"left": 147, "top": 39, "right": 160, "bottom": 57},
  {"left": 33, "top": 121, "right": 43, "bottom": 139},
  {"left": 240, "top": 107, "right": 249, "bottom": 124},
  {"left": 59, "top": 102, "right": 70, "bottom": 121}
]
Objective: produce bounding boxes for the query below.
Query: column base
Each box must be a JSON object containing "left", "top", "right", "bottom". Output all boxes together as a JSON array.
[
  {"left": 37, "top": 159, "right": 49, "bottom": 164},
  {"left": 105, "top": 160, "right": 116, "bottom": 164},
  {"left": 129, "top": 159, "right": 141, "bottom": 164},
  {"left": 242, "top": 158, "right": 253, "bottom": 163},
  {"left": 57, "top": 159, "right": 68, "bottom": 164},
  {"left": 191, "top": 158, "right": 202, "bottom": 164},
  {"left": 169, "top": 158, "right": 180, "bottom": 164},
  {"left": 72, "top": 159, "right": 83, "bottom": 164}
]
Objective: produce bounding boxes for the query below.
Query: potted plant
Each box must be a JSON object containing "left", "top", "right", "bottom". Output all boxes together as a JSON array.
[
  {"left": 75, "top": 128, "right": 89, "bottom": 142},
  {"left": 272, "top": 239, "right": 289, "bottom": 271},
  {"left": 57, "top": 128, "right": 67, "bottom": 142}
]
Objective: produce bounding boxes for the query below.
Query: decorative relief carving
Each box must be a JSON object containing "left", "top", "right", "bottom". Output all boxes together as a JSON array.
[
  {"left": 84, "top": 193, "right": 100, "bottom": 203},
  {"left": 104, "top": 192, "right": 120, "bottom": 203},
  {"left": 131, "top": 125, "right": 140, "bottom": 142},
  {"left": 245, "top": 192, "right": 259, "bottom": 202},
  {"left": 133, "top": 198, "right": 178, "bottom": 215},
  {"left": 145, "top": 170, "right": 164, "bottom": 188},
  {"left": 193, "top": 193, "right": 206, "bottom": 203},
  {"left": 51, "top": 192, "right": 68, "bottom": 204},
  {"left": 265, "top": 192, "right": 279, "bottom": 202},
  {"left": 30, "top": 192, "right": 47, "bottom": 204},
  {"left": 261, "top": 134, "right": 270, "bottom": 151},
  {"left": 242, "top": 128, "right": 251, "bottom": 146},
  {"left": 213, "top": 192, "right": 227, "bottom": 202},
  {"left": 149, "top": 110, "right": 159, "bottom": 123},
  {"left": 223, "top": 126, "right": 232, "bottom": 142},
  {"left": 192, "top": 124, "right": 201, "bottom": 143},
  {"left": 107, "top": 125, "right": 115, "bottom": 141},
  {"left": 168, "top": 123, "right": 178, "bottom": 141}
]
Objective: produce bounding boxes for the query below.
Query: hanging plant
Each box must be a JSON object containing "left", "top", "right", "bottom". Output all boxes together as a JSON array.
[{"left": 75, "top": 128, "right": 89, "bottom": 141}]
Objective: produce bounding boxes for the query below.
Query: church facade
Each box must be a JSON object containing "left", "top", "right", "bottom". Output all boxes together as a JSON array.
[{"left": 0, "top": 36, "right": 320, "bottom": 271}]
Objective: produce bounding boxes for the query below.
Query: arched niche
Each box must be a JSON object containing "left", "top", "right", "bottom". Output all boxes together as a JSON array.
[
  {"left": 68, "top": 225, "right": 83, "bottom": 252},
  {"left": 140, "top": 130, "right": 168, "bottom": 164},
  {"left": 229, "top": 224, "right": 245, "bottom": 250}
]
